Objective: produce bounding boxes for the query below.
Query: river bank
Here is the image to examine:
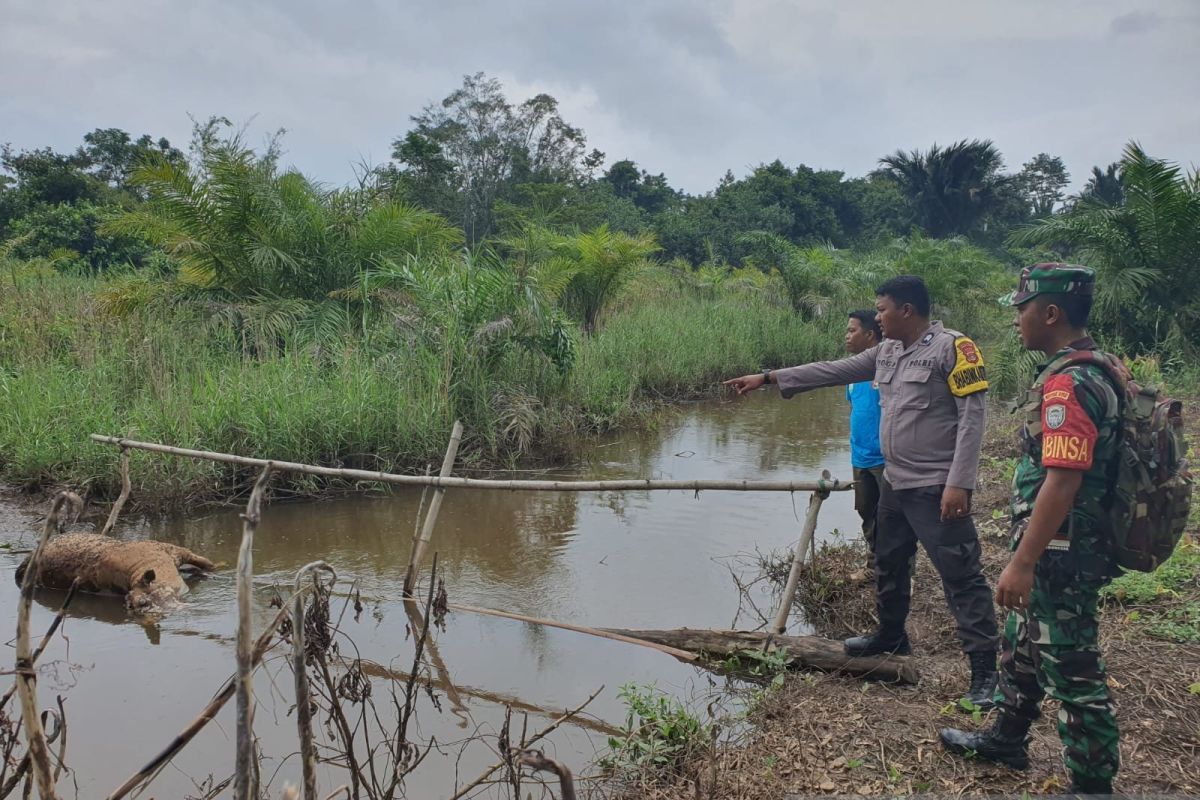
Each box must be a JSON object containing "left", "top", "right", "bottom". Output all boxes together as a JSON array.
[{"left": 627, "top": 401, "right": 1200, "bottom": 799}]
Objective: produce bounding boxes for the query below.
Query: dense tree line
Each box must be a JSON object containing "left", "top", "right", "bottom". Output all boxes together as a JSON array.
[
  {"left": 0, "top": 75, "right": 1082, "bottom": 272},
  {"left": 2, "top": 74, "right": 1196, "bottom": 356}
]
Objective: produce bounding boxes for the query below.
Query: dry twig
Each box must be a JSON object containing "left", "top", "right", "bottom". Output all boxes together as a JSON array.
[
  {"left": 449, "top": 685, "right": 604, "bottom": 800},
  {"left": 514, "top": 749, "right": 576, "bottom": 800},
  {"left": 292, "top": 561, "right": 336, "bottom": 800}
]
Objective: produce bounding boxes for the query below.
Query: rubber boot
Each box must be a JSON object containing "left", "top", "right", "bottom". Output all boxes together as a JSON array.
[
  {"left": 843, "top": 628, "right": 911, "bottom": 657},
  {"left": 962, "top": 650, "right": 998, "bottom": 711},
  {"left": 939, "top": 712, "right": 1031, "bottom": 770},
  {"left": 1070, "top": 775, "right": 1114, "bottom": 797}
]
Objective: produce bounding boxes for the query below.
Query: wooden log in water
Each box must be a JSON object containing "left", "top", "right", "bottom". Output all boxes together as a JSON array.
[{"left": 602, "top": 628, "right": 919, "bottom": 684}]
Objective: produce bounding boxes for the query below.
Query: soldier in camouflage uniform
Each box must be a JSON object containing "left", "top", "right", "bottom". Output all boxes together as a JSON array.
[{"left": 940, "top": 264, "right": 1122, "bottom": 796}]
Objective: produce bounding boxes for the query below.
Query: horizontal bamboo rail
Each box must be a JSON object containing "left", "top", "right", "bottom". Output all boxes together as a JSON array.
[{"left": 89, "top": 435, "right": 850, "bottom": 493}]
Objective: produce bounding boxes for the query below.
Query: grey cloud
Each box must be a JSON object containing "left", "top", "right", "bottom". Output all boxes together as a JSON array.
[
  {"left": 1110, "top": 10, "right": 1164, "bottom": 35},
  {"left": 0, "top": 0, "right": 1196, "bottom": 195}
]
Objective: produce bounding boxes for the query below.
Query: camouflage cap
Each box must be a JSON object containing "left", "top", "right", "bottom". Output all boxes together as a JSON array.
[{"left": 999, "top": 262, "right": 1096, "bottom": 307}]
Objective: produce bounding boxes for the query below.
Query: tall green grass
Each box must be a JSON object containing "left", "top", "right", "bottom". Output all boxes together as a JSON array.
[
  {"left": 0, "top": 247, "right": 1053, "bottom": 506},
  {"left": 0, "top": 270, "right": 846, "bottom": 504}
]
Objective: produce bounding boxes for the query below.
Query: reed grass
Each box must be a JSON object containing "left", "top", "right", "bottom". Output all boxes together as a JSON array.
[{"left": 0, "top": 257, "right": 1046, "bottom": 506}]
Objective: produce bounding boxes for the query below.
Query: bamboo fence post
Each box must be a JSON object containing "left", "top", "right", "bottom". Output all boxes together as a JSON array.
[
  {"left": 403, "top": 421, "right": 462, "bottom": 597},
  {"left": 235, "top": 465, "right": 272, "bottom": 800},
  {"left": 98, "top": 446, "right": 131, "bottom": 537},
  {"left": 769, "top": 472, "right": 832, "bottom": 636},
  {"left": 13, "top": 491, "right": 80, "bottom": 800},
  {"left": 0, "top": 581, "right": 80, "bottom": 715},
  {"left": 292, "top": 561, "right": 335, "bottom": 800}
]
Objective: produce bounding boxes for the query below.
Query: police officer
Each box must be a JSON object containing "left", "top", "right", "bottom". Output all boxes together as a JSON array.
[
  {"left": 941, "top": 264, "right": 1121, "bottom": 796},
  {"left": 726, "top": 275, "right": 999, "bottom": 708}
]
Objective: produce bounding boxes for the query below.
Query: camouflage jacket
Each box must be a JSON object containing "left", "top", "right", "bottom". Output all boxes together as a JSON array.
[{"left": 1010, "top": 338, "right": 1121, "bottom": 579}]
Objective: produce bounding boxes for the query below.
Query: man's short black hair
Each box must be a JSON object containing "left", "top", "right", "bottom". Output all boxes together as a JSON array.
[
  {"left": 848, "top": 309, "right": 881, "bottom": 340},
  {"left": 875, "top": 275, "right": 930, "bottom": 316},
  {"left": 1035, "top": 292, "right": 1093, "bottom": 328}
]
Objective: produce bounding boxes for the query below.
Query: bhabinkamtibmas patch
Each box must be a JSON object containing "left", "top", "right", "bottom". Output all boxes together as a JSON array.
[{"left": 948, "top": 336, "right": 988, "bottom": 396}]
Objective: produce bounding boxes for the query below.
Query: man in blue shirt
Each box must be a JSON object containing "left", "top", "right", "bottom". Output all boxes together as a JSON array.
[{"left": 845, "top": 310, "right": 884, "bottom": 578}]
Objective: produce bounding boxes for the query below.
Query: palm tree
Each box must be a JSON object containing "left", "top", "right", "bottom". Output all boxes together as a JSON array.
[
  {"left": 877, "top": 139, "right": 1007, "bottom": 237},
  {"left": 101, "top": 132, "right": 463, "bottom": 348},
  {"left": 1009, "top": 142, "right": 1200, "bottom": 351},
  {"left": 558, "top": 225, "right": 659, "bottom": 333},
  {"left": 1077, "top": 163, "right": 1125, "bottom": 207}
]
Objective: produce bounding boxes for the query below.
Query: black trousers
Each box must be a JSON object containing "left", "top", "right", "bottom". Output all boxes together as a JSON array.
[
  {"left": 852, "top": 465, "right": 885, "bottom": 553},
  {"left": 874, "top": 479, "right": 999, "bottom": 653}
]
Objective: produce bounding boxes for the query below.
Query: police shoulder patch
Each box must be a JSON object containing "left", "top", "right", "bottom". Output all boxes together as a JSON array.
[{"left": 948, "top": 336, "right": 988, "bottom": 397}]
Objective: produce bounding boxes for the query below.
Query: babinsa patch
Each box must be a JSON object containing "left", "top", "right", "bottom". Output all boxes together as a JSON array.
[{"left": 948, "top": 336, "right": 988, "bottom": 397}]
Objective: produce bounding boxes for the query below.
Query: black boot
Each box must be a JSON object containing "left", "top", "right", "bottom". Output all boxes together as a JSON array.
[
  {"left": 962, "top": 650, "right": 998, "bottom": 710},
  {"left": 1070, "top": 775, "right": 1114, "bottom": 797},
  {"left": 939, "top": 712, "right": 1030, "bottom": 770},
  {"left": 844, "top": 628, "right": 911, "bottom": 657}
]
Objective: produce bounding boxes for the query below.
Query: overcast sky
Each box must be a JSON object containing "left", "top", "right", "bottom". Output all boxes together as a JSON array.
[{"left": 2, "top": 0, "right": 1197, "bottom": 194}]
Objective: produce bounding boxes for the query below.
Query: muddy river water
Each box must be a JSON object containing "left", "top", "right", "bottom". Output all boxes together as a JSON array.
[{"left": 0, "top": 388, "right": 862, "bottom": 798}]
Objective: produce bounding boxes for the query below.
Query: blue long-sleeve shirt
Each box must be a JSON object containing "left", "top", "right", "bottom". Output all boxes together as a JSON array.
[{"left": 846, "top": 381, "right": 884, "bottom": 469}]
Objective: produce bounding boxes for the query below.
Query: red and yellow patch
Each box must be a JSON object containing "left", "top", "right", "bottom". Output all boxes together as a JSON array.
[
  {"left": 1041, "top": 374, "right": 1097, "bottom": 469},
  {"left": 948, "top": 337, "right": 988, "bottom": 396}
]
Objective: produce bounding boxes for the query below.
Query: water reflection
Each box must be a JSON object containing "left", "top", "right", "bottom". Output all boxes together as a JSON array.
[{"left": 0, "top": 387, "right": 861, "bottom": 797}]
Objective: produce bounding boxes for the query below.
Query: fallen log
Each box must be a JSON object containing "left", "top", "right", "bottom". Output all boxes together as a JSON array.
[{"left": 602, "top": 628, "right": 919, "bottom": 684}]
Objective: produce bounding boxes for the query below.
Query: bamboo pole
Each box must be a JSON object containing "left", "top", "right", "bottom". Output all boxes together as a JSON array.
[
  {"left": 98, "top": 447, "right": 131, "bottom": 537},
  {"left": 0, "top": 581, "right": 80, "bottom": 715},
  {"left": 235, "top": 465, "right": 272, "bottom": 800},
  {"left": 446, "top": 602, "right": 697, "bottom": 662},
  {"left": 403, "top": 421, "right": 462, "bottom": 597},
  {"left": 89, "top": 435, "right": 849, "bottom": 494},
  {"left": 350, "top": 657, "right": 618, "bottom": 736},
  {"left": 13, "top": 492, "right": 80, "bottom": 800},
  {"left": 292, "top": 561, "right": 335, "bottom": 800},
  {"left": 770, "top": 471, "right": 831, "bottom": 636}
]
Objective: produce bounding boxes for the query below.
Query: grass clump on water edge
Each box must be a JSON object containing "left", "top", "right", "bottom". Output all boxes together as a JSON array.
[{"left": 602, "top": 683, "right": 711, "bottom": 776}]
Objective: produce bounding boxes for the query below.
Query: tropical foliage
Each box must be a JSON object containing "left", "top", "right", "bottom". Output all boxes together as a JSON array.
[
  {"left": 876, "top": 139, "right": 1011, "bottom": 238},
  {"left": 1010, "top": 143, "right": 1200, "bottom": 354}
]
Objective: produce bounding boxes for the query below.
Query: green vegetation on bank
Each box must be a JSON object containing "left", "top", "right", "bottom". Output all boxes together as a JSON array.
[
  {"left": 2, "top": 86, "right": 1197, "bottom": 505},
  {"left": 0, "top": 252, "right": 986, "bottom": 503}
]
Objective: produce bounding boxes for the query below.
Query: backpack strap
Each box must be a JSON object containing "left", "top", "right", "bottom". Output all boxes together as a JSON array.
[{"left": 1034, "top": 349, "right": 1130, "bottom": 396}]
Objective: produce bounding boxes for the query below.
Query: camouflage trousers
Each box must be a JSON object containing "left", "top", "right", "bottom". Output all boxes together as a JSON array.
[{"left": 997, "top": 553, "right": 1119, "bottom": 783}]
